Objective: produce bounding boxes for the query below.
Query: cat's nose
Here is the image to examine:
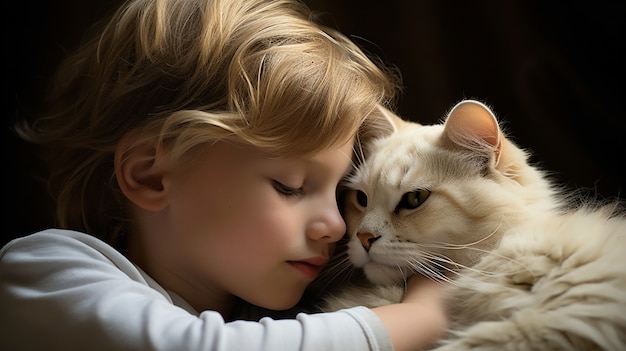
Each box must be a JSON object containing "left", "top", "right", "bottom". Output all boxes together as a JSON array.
[{"left": 356, "top": 232, "right": 380, "bottom": 251}]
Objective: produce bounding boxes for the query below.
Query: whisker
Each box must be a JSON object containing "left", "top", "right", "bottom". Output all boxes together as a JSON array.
[
  {"left": 414, "top": 260, "right": 451, "bottom": 283},
  {"left": 424, "top": 223, "right": 503, "bottom": 250},
  {"left": 398, "top": 246, "right": 534, "bottom": 290},
  {"left": 313, "top": 254, "right": 357, "bottom": 292},
  {"left": 413, "top": 222, "right": 534, "bottom": 276}
]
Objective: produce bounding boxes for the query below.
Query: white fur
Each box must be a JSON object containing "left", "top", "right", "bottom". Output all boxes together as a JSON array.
[{"left": 318, "top": 100, "right": 626, "bottom": 350}]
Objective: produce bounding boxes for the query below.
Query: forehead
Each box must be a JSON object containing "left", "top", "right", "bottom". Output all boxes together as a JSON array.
[
  {"left": 173, "top": 137, "right": 355, "bottom": 182},
  {"left": 193, "top": 137, "right": 355, "bottom": 177},
  {"left": 351, "top": 124, "right": 443, "bottom": 188},
  {"left": 269, "top": 137, "right": 356, "bottom": 174}
]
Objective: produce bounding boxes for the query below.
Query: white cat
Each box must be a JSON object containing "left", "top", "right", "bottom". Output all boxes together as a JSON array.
[{"left": 316, "top": 100, "right": 626, "bottom": 350}]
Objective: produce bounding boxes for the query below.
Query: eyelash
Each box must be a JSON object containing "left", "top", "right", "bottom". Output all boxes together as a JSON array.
[{"left": 272, "top": 180, "right": 304, "bottom": 197}]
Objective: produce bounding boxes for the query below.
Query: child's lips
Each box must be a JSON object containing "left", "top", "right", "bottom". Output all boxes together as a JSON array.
[{"left": 288, "top": 257, "right": 328, "bottom": 279}]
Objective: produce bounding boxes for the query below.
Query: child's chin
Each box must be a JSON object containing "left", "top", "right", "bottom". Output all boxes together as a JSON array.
[
  {"left": 251, "top": 289, "right": 303, "bottom": 312},
  {"left": 261, "top": 298, "right": 299, "bottom": 312}
]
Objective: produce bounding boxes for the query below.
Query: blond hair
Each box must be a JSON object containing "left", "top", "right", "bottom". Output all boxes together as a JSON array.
[{"left": 17, "top": 0, "right": 399, "bottom": 248}]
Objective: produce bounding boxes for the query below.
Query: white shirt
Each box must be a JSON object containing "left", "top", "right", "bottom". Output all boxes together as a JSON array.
[{"left": 0, "top": 229, "right": 393, "bottom": 351}]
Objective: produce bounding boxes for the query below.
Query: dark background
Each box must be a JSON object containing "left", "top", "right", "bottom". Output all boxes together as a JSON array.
[{"left": 4, "top": 1, "right": 624, "bottom": 247}]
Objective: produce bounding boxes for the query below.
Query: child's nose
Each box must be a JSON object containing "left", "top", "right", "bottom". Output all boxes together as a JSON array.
[{"left": 306, "top": 203, "right": 346, "bottom": 242}]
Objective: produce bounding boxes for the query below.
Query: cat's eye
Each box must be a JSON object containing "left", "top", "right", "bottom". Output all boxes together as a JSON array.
[
  {"left": 356, "top": 190, "right": 368, "bottom": 207},
  {"left": 395, "top": 189, "right": 431, "bottom": 212},
  {"left": 272, "top": 180, "right": 303, "bottom": 197}
]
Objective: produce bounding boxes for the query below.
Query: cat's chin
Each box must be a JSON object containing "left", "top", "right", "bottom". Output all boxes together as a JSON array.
[{"left": 363, "top": 262, "right": 406, "bottom": 285}]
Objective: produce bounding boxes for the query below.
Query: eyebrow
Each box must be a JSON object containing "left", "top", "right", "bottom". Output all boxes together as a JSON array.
[{"left": 305, "top": 148, "right": 354, "bottom": 180}]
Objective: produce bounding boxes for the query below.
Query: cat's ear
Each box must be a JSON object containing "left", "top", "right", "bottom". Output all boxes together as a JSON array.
[
  {"left": 361, "top": 105, "right": 407, "bottom": 143},
  {"left": 442, "top": 99, "right": 502, "bottom": 164},
  {"left": 115, "top": 130, "right": 170, "bottom": 212},
  {"left": 375, "top": 104, "right": 407, "bottom": 134}
]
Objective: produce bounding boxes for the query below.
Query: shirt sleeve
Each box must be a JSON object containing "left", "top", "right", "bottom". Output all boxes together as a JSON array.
[{"left": 0, "top": 229, "right": 393, "bottom": 351}]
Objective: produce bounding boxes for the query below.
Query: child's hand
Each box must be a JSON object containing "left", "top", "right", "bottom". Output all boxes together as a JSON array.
[
  {"left": 373, "top": 275, "right": 449, "bottom": 351},
  {"left": 402, "top": 274, "right": 447, "bottom": 307}
]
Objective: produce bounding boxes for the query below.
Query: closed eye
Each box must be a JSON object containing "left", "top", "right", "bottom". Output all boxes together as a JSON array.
[{"left": 272, "top": 180, "right": 304, "bottom": 197}]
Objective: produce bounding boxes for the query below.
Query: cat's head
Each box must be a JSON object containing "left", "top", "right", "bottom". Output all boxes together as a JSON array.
[{"left": 342, "top": 100, "right": 558, "bottom": 285}]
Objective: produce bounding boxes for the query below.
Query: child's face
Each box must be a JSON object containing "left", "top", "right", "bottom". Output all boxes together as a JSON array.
[{"left": 149, "top": 139, "right": 353, "bottom": 311}]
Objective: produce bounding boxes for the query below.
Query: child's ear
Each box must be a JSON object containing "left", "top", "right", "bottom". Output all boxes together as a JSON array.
[{"left": 115, "top": 131, "right": 170, "bottom": 212}]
